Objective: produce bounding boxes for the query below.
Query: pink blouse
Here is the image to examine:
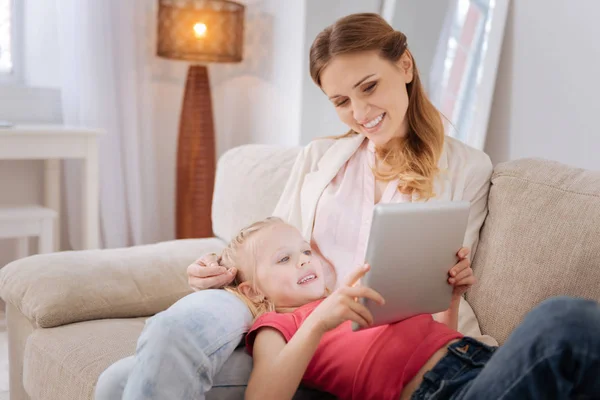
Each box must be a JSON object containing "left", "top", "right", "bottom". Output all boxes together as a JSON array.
[{"left": 311, "top": 139, "right": 412, "bottom": 286}]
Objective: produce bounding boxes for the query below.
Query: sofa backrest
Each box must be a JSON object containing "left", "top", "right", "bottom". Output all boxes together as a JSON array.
[
  {"left": 212, "top": 144, "right": 300, "bottom": 242},
  {"left": 215, "top": 146, "right": 600, "bottom": 345},
  {"left": 468, "top": 158, "right": 600, "bottom": 344}
]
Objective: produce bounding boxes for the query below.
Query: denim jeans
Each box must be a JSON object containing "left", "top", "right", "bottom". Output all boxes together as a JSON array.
[
  {"left": 412, "top": 297, "right": 600, "bottom": 400},
  {"left": 95, "top": 289, "right": 253, "bottom": 400}
]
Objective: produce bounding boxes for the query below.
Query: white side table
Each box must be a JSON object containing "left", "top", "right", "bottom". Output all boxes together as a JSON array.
[
  {"left": 0, "top": 206, "right": 57, "bottom": 258},
  {"left": 0, "top": 125, "right": 102, "bottom": 250}
]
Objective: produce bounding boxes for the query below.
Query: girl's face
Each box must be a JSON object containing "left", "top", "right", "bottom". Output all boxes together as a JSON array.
[
  {"left": 246, "top": 223, "right": 326, "bottom": 309},
  {"left": 320, "top": 50, "right": 414, "bottom": 148}
]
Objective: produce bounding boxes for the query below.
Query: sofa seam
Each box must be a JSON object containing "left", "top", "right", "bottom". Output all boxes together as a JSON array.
[{"left": 493, "top": 174, "right": 600, "bottom": 199}]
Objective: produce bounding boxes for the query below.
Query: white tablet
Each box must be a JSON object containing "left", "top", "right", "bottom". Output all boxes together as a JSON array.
[{"left": 352, "top": 201, "right": 470, "bottom": 331}]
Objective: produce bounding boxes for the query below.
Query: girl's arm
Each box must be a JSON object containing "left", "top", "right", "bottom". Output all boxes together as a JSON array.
[
  {"left": 246, "top": 265, "right": 385, "bottom": 400},
  {"left": 245, "top": 322, "right": 324, "bottom": 400}
]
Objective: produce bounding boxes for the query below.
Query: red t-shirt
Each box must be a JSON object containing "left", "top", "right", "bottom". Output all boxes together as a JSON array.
[{"left": 246, "top": 300, "right": 462, "bottom": 400}]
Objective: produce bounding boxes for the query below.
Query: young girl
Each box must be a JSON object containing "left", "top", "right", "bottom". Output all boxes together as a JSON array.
[{"left": 223, "top": 217, "right": 600, "bottom": 400}]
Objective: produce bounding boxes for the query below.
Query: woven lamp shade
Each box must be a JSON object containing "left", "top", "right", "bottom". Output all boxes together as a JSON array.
[
  {"left": 157, "top": 0, "right": 244, "bottom": 62},
  {"left": 157, "top": 0, "right": 245, "bottom": 239}
]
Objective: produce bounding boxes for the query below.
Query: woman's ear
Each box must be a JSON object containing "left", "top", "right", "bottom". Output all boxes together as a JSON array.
[
  {"left": 238, "top": 281, "right": 266, "bottom": 302},
  {"left": 397, "top": 51, "right": 414, "bottom": 84}
]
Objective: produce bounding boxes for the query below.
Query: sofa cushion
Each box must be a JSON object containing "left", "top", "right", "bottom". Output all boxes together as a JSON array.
[
  {"left": 209, "top": 347, "right": 335, "bottom": 400},
  {"left": 468, "top": 158, "right": 600, "bottom": 344},
  {"left": 212, "top": 144, "right": 300, "bottom": 242},
  {"left": 24, "top": 317, "right": 333, "bottom": 400},
  {"left": 24, "top": 317, "right": 146, "bottom": 399},
  {"left": 0, "top": 238, "right": 225, "bottom": 328}
]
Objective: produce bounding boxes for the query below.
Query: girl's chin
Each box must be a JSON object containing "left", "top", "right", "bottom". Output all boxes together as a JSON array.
[{"left": 303, "top": 288, "right": 327, "bottom": 301}]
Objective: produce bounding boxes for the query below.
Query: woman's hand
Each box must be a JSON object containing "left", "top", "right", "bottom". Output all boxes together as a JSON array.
[
  {"left": 448, "top": 247, "right": 476, "bottom": 299},
  {"left": 306, "top": 264, "right": 385, "bottom": 334},
  {"left": 187, "top": 253, "right": 237, "bottom": 291}
]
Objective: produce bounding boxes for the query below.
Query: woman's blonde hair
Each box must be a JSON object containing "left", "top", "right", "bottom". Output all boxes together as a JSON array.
[
  {"left": 309, "top": 13, "right": 444, "bottom": 200},
  {"left": 222, "top": 217, "right": 284, "bottom": 319}
]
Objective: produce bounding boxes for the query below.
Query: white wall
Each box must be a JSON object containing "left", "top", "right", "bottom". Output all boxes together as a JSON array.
[
  {"left": 0, "top": 0, "right": 63, "bottom": 267},
  {"left": 10, "top": 0, "right": 598, "bottom": 267},
  {"left": 391, "top": 0, "right": 450, "bottom": 93},
  {"left": 299, "top": 0, "right": 382, "bottom": 144},
  {"left": 485, "top": 0, "right": 600, "bottom": 170},
  {"left": 1, "top": 0, "right": 308, "bottom": 265},
  {"left": 298, "top": 0, "right": 451, "bottom": 144},
  {"left": 23, "top": 0, "right": 61, "bottom": 88},
  {"left": 150, "top": 0, "right": 307, "bottom": 241}
]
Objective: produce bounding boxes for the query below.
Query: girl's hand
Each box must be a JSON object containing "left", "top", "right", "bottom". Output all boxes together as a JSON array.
[
  {"left": 306, "top": 264, "right": 385, "bottom": 334},
  {"left": 187, "top": 253, "right": 237, "bottom": 291},
  {"left": 448, "top": 247, "right": 476, "bottom": 299}
]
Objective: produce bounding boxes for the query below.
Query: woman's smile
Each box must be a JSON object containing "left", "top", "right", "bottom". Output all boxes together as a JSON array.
[{"left": 360, "top": 112, "right": 386, "bottom": 134}]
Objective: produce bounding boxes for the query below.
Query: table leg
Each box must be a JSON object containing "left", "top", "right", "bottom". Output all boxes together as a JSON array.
[
  {"left": 39, "top": 217, "right": 54, "bottom": 254},
  {"left": 83, "top": 137, "right": 100, "bottom": 249},
  {"left": 15, "top": 238, "right": 29, "bottom": 259},
  {"left": 44, "top": 159, "right": 61, "bottom": 251}
]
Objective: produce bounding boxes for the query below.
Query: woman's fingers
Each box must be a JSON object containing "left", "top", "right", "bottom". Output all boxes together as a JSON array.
[
  {"left": 189, "top": 271, "right": 235, "bottom": 291},
  {"left": 344, "top": 264, "right": 370, "bottom": 287},
  {"left": 451, "top": 274, "right": 477, "bottom": 287},
  {"left": 457, "top": 247, "right": 470, "bottom": 259},
  {"left": 188, "top": 264, "right": 228, "bottom": 278},
  {"left": 449, "top": 257, "right": 470, "bottom": 277},
  {"left": 195, "top": 253, "right": 220, "bottom": 266},
  {"left": 449, "top": 267, "right": 473, "bottom": 282}
]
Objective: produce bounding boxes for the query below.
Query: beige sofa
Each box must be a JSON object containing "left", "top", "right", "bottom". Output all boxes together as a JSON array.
[{"left": 1, "top": 144, "right": 600, "bottom": 400}]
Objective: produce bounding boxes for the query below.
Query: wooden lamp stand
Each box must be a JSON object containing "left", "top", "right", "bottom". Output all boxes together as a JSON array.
[{"left": 176, "top": 65, "right": 215, "bottom": 238}]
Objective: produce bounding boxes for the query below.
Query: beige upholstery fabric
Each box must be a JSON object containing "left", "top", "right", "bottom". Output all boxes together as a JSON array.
[
  {"left": 7, "top": 303, "right": 34, "bottom": 400},
  {"left": 0, "top": 238, "right": 225, "bottom": 328},
  {"left": 23, "top": 318, "right": 145, "bottom": 400},
  {"left": 212, "top": 144, "right": 300, "bottom": 242},
  {"left": 468, "top": 158, "right": 600, "bottom": 344}
]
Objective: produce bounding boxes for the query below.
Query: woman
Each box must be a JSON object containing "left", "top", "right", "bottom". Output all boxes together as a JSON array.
[{"left": 96, "top": 13, "right": 493, "bottom": 399}]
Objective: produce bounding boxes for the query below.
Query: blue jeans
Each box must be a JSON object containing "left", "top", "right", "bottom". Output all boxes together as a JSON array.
[
  {"left": 412, "top": 297, "right": 600, "bottom": 400},
  {"left": 95, "top": 290, "right": 253, "bottom": 400}
]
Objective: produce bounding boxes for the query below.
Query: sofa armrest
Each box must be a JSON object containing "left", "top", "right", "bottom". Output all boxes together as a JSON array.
[{"left": 0, "top": 238, "right": 225, "bottom": 328}]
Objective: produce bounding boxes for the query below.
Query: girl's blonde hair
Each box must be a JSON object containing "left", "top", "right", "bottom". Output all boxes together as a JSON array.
[
  {"left": 309, "top": 13, "right": 444, "bottom": 200},
  {"left": 222, "top": 217, "right": 284, "bottom": 318}
]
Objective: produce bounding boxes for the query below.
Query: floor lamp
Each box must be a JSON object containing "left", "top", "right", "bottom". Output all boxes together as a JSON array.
[{"left": 157, "top": 0, "right": 245, "bottom": 238}]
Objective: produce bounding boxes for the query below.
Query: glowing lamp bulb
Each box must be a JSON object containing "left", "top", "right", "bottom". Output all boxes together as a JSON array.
[{"left": 193, "top": 23, "right": 207, "bottom": 38}]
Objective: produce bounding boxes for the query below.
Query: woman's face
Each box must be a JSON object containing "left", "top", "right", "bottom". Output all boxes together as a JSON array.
[{"left": 320, "top": 50, "right": 414, "bottom": 147}]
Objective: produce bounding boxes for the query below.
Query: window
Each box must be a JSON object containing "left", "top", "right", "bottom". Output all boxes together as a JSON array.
[{"left": 0, "top": 0, "right": 21, "bottom": 83}]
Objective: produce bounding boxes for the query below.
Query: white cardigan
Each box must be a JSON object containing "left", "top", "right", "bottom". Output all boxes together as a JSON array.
[{"left": 273, "top": 133, "right": 497, "bottom": 344}]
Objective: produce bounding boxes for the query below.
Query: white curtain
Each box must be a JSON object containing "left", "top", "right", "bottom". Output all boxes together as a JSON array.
[{"left": 56, "top": 0, "right": 160, "bottom": 249}]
